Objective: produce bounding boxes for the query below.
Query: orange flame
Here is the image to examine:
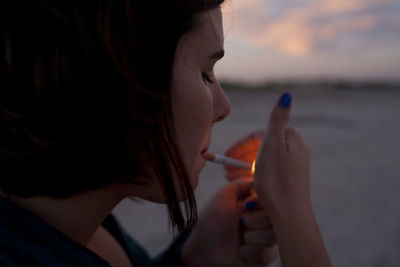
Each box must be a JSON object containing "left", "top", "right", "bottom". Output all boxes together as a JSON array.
[{"left": 250, "top": 160, "right": 257, "bottom": 195}]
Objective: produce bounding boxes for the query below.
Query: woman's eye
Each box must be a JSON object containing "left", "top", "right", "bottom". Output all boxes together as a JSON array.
[{"left": 202, "top": 72, "right": 214, "bottom": 84}]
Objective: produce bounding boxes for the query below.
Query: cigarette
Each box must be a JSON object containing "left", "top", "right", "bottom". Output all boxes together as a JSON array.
[{"left": 204, "top": 152, "right": 252, "bottom": 170}]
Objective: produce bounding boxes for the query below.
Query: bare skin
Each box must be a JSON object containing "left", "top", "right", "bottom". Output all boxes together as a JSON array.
[
  {"left": 87, "top": 226, "right": 133, "bottom": 267},
  {"left": 1, "top": 185, "right": 126, "bottom": 246},
  {"left": 0, "top": 8, "right": 278, "bottom": 267},
  {"left": 182, "top": 178, "right": 278, "bottom": 267},
  {"left": 254, "top": 94, "right": 332, "bottom": 267},
  {"left": 1, "top": 1, "right": 331, "bottom": 264},
  {"left": 0, "top": 185, "right": 134, "bottom": 266}
]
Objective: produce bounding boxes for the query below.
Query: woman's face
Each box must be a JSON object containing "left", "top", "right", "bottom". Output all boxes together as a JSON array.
[{"left": 171, "top": 7, "right": 231, "bottom": 189}]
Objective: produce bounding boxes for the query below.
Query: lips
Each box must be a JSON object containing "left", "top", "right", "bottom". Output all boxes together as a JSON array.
[
  {"left": 200, "top": 143, "right": 211, "bottom": 158},
  {"left": 201, "top": 134, "right": 211, "bottom": 155},
  {"left": 200, "top": 150, "right": 208, "bottom": 161},
  {"left": 201, "top": 142, "right": 210, "bottom": 155}
]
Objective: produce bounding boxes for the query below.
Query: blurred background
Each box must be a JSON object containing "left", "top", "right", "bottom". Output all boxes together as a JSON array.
[
  {"left": 217, "top": 0, "right": 400, "bottom": 82},
  {"left": 113, "top": 1, "right": 400, "bottom": 266}
]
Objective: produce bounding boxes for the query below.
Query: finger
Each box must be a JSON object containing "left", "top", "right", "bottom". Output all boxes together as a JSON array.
[
  {"left": 243, "top": 229, "right": 277, "bottom": 246},
  {"left": 242, "top": 195, "right": 264, "bottom": 213},
  {"left": 230, "top": 177, "right": 254, "bottom": 201},
  {"left": 239, "top": 244, "right": 279, "bottom": 265},
  {"left": 265, "top": 92, "right": 292, "bottom": 142},
  {"left": 242, "top": 211, "right": 272, "bottom": 230},
  {"left": 244, "top": 193, "right": 258, "bottom": 204},
  {"left": 285, "top": 127, "right": 304, "bottom": 152}
]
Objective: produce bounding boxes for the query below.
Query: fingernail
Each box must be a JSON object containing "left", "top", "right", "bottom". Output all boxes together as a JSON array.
[
  {"left": 245, "top": 201, "right": 257, "bottom": 211},
  {"left": 239, "top": 218, "right": 245, "bottom": 227},
  {"left": 279, "top": 92, "right": 292, "bottom": 108}
]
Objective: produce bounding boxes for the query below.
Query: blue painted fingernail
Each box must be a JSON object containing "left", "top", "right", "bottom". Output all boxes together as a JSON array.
[
  {"left": 279, "top": 92, "right": 292, "bottom": 108},
  {"left": 245, "top": 201, "right": 257, "bottom": 211},
  {"left": 239, "top": 218, "right": 245, "bottom": 227}
]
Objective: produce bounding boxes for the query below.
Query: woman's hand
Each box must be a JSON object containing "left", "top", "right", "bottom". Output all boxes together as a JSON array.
[
  {"left": 254, "top": 92, "right": 311, "bottom": 217},
  {"left": 253, "top": 93, "right": 332, "bottom": 267},
  {"left": 181, "top": 178, "right": 278, "bottom": 267}
]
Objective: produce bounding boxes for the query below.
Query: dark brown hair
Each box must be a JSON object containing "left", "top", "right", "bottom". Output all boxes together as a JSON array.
[{"left": 0, "top": 0, "right": 224, "bottom": 231}]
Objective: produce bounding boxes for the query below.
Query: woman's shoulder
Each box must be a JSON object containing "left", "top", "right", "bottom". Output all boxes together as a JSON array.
[
  {"left": 101, "top": 214, "right": 152, "bottom": 267},
  {"left": 101, "top": 214, "right": 193, "bottom": 267},
  {"left": 0, "top": 196, "right": 110, "bottom": 266}
]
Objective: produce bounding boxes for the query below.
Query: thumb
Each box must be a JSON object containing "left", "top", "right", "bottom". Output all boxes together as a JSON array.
[{"left": 266, "top": 92, "right": 292, "bottom": 140}]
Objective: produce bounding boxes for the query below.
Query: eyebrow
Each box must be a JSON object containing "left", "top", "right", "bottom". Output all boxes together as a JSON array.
[{"left": 209, "top": 49, "right": 225, "bottom": 60}]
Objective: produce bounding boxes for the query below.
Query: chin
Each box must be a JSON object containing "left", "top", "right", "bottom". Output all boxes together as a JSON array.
[
  {"left": 189, "top": 172, "right": 200, "bottom": 191},
  {"left": 131, "top": 174, "right": 199, "bottom": 203},
  {"left": 173, "top": 173, "right": 199, "bottom": 202}
]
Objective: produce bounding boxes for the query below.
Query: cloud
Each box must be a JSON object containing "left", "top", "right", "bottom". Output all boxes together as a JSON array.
[
  {"left": 223, "top": 0, "right": 400, "bottom": 57},
  {"left": 222, "top": 0, "right": 267, "bottom": 35}
]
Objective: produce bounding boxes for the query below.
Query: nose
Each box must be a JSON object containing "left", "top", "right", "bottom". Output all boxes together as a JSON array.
[{"left": 212, "top": 83, "right": 231, "bottom": 123}]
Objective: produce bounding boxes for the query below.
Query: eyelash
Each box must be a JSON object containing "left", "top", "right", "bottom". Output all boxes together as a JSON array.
[{"left": 202, "top": 72, "right": 214, "bottom": 84}]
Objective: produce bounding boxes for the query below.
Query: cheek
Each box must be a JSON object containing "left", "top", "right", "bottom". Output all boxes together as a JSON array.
[
  {"left": 172, "top": 76, "right": 213, "bottom": 169},
  {"left": 177, "top": 83, "right": 213, "bottom": 149}
]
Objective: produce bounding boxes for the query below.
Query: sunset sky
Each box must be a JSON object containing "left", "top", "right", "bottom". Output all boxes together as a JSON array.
[{"left": 215, "top": 0, "right": 400, "bottom": 82}]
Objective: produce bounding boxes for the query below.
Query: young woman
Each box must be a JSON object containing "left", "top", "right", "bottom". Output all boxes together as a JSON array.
[{"left": 0, "top": 0, "right": 331, "bottom": 266}]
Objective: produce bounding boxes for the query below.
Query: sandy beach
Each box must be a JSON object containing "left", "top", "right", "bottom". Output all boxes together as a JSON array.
[{"left": 113, "top": 86, "right": 400, "bottom": 266}]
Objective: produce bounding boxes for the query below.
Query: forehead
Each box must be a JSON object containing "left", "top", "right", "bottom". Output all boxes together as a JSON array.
[
  {"left": 185, "top": 8, "right": 224, "bottom": 52},
  {"left": 198, "top": 8, "right": 223, "bottom": 43}
]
